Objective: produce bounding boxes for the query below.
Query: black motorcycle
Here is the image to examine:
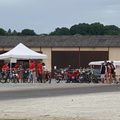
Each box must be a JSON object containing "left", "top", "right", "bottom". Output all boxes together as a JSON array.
[
  {"left": 79, "top": 70, "right": 91, "bottom": 83},
  {"left": 0, "top": 71, "right": 10, "bottom": 83}
]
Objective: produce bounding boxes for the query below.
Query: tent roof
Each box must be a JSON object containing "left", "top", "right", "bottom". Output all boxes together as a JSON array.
[{"left": 0, "top": 43, "right": 47, "bottom": 60}]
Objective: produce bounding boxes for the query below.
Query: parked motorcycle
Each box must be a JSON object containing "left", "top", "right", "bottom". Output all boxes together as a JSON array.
[
  {"left": 66, "top": 69, "right": 80, "bottom": 83},
  {"left": 79, "top": 70, "right": 91, "bottom": 83},
  {"left": 0, "top": 71, "right": 9, "bottom": 83}
]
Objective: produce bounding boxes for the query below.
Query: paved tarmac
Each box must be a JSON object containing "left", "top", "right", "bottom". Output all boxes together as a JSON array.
[
  {"left": 0, "top": 83, "right": 120, "bottom": 101},
  {"left": 0, "top": 83, "right": 120, "bottom": 120}
]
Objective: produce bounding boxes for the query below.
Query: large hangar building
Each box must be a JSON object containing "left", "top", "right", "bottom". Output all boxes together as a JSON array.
[{"left": 0, "top": 35, "right": 120, "bottom": 71}]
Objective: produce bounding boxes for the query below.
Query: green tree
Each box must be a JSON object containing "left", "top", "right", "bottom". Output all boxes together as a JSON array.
[
  {"left": 104, "top": 25, "right": 120, "bottom": 35},
  {"left": 89, "top": 22, "right": 105, "bottom": 35},
  {"left": 70, "top": 24, "right": 79, "bottom": 35},
  {"left": 70, "top": 23, "right": 90, "bottom": 35},
  {"left": 50, "top": 27, "right": 70, "bottom": 35},
  {"left": 12, "top": 30, "right": 18, "bottom": 36},
  {"left": 0, "top": 28, "right": 6, "bottom": 35},
  {"left": 21, "top": 29, "right": 36, "bottom": 35},
  {"left": 7, "top": 28, "right": 12, "bottom": 35}
]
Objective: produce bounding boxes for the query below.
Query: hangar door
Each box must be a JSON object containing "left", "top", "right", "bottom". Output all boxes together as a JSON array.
[
  {"left": 52, "top": 51, "right": 80, "bottom": 69},
  {"left": 52, "top": 51, "right": 108, "bottom": 69},
  {"left": 80, "top": 51, "right": 108, "bottom": 67}
]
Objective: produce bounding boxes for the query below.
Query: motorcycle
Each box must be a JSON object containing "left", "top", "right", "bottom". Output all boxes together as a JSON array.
[
  {"left": 79, "top": 70, "right": 91, "bottom": 83},
  {"left": 0, "top": 71, "right": 9, "bottom": 83},
  {"left": 53, "top": 69, "right": 65, "bottom": 83},
  {"left": 66, "top": 69, "right": 80, "bottom": 83}
]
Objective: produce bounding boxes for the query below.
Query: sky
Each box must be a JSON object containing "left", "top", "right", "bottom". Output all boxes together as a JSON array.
[{"left": 0, "top": 0, "right": 120, "bottom": 34}]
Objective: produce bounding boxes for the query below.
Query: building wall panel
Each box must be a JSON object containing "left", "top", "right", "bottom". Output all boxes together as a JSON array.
[
  {"left": 41, "top": 48, "right": 51, "bottom": 71},
  {"left": 109, "top": 48, "right": 120, "bottom": 60},
  {"left": 52, "top": 48, "right": 79, "bottom": 51},
  {"left": 80, "top": 48, "right": 108, "bottom": 51}
]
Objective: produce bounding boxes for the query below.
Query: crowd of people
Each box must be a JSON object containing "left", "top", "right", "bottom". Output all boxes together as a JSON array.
[
  {"left": 100, "top": 61, "right": 116, "bottom": 84},
  {"left": 1, "top": 60, "right": 50, "bottom": 83},
  {"left": 0, "top": 60, "right": 118, "bottom": 84}
]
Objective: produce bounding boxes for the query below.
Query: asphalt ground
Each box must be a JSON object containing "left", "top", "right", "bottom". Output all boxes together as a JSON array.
[
  {"left": 0, "top": 82, "right": 120, "bottom": 120},
  {"left": 0, "top": 82, "right": 120, "bottom": 101}
]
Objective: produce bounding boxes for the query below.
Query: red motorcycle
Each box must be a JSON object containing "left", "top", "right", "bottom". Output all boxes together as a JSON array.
[
  {"left": 53, "top": 69, "right": 65, "bottom": 83},
  {"left": 66, "top": 69, "right": 80, "bottom": 83}
]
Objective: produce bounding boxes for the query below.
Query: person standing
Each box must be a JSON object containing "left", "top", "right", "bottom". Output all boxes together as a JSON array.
[
  {"left": 29, "top": 60, "right": 36, "bottom": 83},
  {"left": 37, "top": 60, "right": 43, "bottom": 83},
  {"left": 100, "top": 63, "right": 106, "bottom": 83},
  {"left": 2, "top": 62, "right": 9, "bottom": 81},
  {"left": 111, "top": 61, "right": 116, "bottom": 82},
  {"left": 106, "top": 62, "right": 112, "bottom": 84},
  {"left": 2, "top": 62, "right": 9, "bottom": 72}
]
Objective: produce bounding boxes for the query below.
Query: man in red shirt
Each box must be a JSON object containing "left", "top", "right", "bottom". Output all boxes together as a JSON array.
[
  {"left": 29, "top": 60, "right": 36, "bottom": 83},
  {"left": 13, "top": 63, "right": 19, "bottom": 71},
  {"left": 2, "top": 62, "right": 9, "bottom": 72},
  {"left": 29, "top": 60, "right": 35, "bottom": 72},
  {"left": 2, "top": 62, "right": 9, "bottom": 81},
  {"left": 37, "top": 60, "right": 43, "bottom": 83}
]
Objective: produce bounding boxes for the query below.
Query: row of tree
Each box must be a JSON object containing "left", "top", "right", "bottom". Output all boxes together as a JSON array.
[
  {"left": 50, "top": 22, "right": 120, "bottom": 35},
  {"left": 0, "top": 22, "right": 120, "bottom": 36},
  {"left": 0, "top": 28, "right": 36, "bottom": 36}
]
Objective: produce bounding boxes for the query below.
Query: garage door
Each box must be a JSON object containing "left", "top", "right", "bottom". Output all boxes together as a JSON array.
[
  {"left": 52, "top": 51, "right": 80, "bottom": 69},
  {"left": 80, "top": 51, "right": 108, "bottom": 67},
  {"left": 52, "top": 51, "right": 108, "bottom": 69}
]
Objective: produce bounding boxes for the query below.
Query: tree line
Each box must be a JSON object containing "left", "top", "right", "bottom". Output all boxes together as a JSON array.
[
  {"left": 0, "top": 22, "right": 120, "bottom": 36},
  {"left": 50, "top": 22, "right": 120, "bottom": 35},
  {"left": 0, "top": 28, "right": 36, "bottom": 36}
]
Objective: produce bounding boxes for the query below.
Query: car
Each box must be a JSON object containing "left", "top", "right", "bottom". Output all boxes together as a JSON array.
[{"left": 91, "top": 68, "right": 101, "bottom": 83}]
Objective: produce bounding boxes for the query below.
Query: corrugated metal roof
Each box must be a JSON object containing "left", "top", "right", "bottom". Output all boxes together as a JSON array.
[{"left": 0, "top": 35, "right": 120, "bottom": 48}]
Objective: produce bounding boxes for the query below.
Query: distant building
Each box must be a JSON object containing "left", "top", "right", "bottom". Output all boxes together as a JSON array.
[{"left": 0, "top": 35, "right": 120, "bottom": 71}]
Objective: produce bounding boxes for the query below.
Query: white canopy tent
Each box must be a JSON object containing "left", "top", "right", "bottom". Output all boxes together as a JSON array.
[
  {"left": 0, "top": 43, "right": 47, "bottom": 73},
  {"left": 0, "top": 43, "right": 47, "bottom": 60}
]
